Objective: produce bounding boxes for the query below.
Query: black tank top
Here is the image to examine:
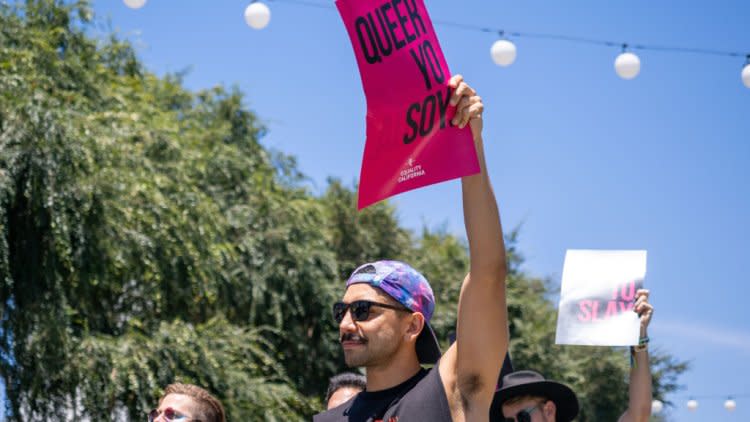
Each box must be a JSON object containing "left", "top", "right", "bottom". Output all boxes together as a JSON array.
[{"left": 313, "top": 367, "right": 452, "bottom": 422}]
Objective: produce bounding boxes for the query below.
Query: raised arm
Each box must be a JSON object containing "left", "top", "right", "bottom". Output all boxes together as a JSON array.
[
  {"left": 439, "top": 75, "right": 508, "bottom": 422},
  {"left": 618, "top": 289, "right": 654, "bottom": 422}
]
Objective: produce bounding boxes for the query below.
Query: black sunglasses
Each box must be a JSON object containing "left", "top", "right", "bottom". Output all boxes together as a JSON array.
[
  {"left": 332, "top": 300, "right": 410, "bottom": 324},
  {"left": 504, "top": 403, "right": 541, "bottom": 422}
]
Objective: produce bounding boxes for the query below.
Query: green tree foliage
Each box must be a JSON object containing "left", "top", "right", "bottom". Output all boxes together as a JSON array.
[
  {"left": 0, "top": 1, "right": 686, "bottom": 421},
  {"left": 0, "top": 1, "right": 334, "bottom": 419},
  {"left": 320, "top": 178, "right": 412, "bottom": 281}
]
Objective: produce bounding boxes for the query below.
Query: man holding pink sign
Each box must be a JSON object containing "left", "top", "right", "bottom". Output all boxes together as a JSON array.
[
  {"left": 314, "top": 0, "right": 508, "bottom": 420},
  {"left": 314, "top": 73, "right": 507, "bottom": 422}
]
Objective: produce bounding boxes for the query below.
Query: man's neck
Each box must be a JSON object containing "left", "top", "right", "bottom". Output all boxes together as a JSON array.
[{"left": 364, "top": 353, "right": 422, "bottom": 392}]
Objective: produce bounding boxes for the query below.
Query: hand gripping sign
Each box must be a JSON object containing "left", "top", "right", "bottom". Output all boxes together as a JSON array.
[
  {"left": 335, "top": 0, "right": 480, "bottom": 209},
  {"left": 555, "top": 250, "right": 647, "bottom": 347}
]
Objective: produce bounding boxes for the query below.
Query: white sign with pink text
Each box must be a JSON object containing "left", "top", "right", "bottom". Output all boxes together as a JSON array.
[{"left": 555, "top": 250, "right": 647, "bottom": 346}]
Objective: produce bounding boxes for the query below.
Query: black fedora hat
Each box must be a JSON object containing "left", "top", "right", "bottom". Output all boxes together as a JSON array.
[{"left": 496, "top": 370, "right": 579, "bottom": 422}]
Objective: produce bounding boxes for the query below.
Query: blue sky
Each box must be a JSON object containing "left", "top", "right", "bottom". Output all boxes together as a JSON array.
[{"left": 80, "top": 0, "right": 750, "bottom": 420}]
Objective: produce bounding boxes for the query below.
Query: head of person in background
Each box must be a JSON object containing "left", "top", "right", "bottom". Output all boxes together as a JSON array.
[
  {"left": 496, "top": 370, "right": 579, "bottom": 422},
  {"left": 325, "top": 372, "right": 367, "bottom": 409},
  {"left": 148, "top": 383, "right": 226, "bottom": 422}
]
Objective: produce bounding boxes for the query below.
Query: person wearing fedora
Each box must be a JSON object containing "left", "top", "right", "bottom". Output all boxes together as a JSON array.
[
  {"left": 314, "top": 75, "right": 509, "bottom": 422},
  {"left": 496, "top": 289, "right": 655, "bottom": 422},
  {"left": 494, "top": 371, "right": 579, "bottom": 422}
]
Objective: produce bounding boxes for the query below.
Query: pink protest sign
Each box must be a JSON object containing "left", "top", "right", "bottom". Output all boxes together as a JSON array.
[{"left": 335, "top": 0, "right": 480, "bottom": 209}]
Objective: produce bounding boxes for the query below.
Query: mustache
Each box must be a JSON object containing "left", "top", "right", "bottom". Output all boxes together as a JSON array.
[{"left": 340, "top": 333, "right": 367, "bottom": 343}]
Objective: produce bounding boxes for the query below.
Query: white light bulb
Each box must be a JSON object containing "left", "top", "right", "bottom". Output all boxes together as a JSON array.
[
  {"left": 614, "top": 52, "right": 641, "bottom": 80},
  {"left": 244, "top": 2, "right": 271, "bottom": 30},
  {"left": 490, "top": 40, "right": 517, "bottom": 67},
  {"left": 742, "top": 64, "right": 750, "bottom": 89},
  {"left": 687, "top": 399, "right": 699, "bottom": 412},
  {"left": 724, "top": 399, "right": 737, "bottom": 412},
  {"left": 651, "top": 400, "right": 664, "bottom": 414},
  {"left": 123, "top": 0, "right": 146, "bottom": 9}
]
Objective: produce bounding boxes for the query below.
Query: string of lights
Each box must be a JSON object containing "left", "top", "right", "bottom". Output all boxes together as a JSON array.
[
  {"left": 221, "top": 0, "right": 750, "bottom": 87},
  {"left": 123, "top": 0, "right": 750, "bottom": 87},
  {"left": 651, "top": 394, "right": 750, "bottom": 414},
  {"left": 433, "top": 21, "right": 746, "bottom": 58}
]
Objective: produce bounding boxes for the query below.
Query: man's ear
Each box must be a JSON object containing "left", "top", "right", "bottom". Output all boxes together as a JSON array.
[
  {"left": 404, "top": 312, "right": 425, "bottom": 342},
  {"left": 543, "top": 400, "right": 556, "bottom": 420}
]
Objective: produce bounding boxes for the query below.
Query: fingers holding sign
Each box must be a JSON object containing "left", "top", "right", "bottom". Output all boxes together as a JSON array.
[
  {"left": 633, "top": 289, "right": 653, "bottom": 335},
  {"left": 449, "top": 74, "right": 483, "bottom": 140}
]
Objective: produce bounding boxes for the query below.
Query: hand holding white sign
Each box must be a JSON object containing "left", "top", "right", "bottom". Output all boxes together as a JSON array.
[
  {"left": 555, "top": 250, "right": 647, "bottom": 346},
  {"left": 634, "top": 289, "right": 653, "bottom": 338}
]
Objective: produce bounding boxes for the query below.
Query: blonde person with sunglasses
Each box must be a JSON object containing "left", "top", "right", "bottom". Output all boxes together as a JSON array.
[{"left": 148, "top": 383, "right": 225, "bottom": 422}]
